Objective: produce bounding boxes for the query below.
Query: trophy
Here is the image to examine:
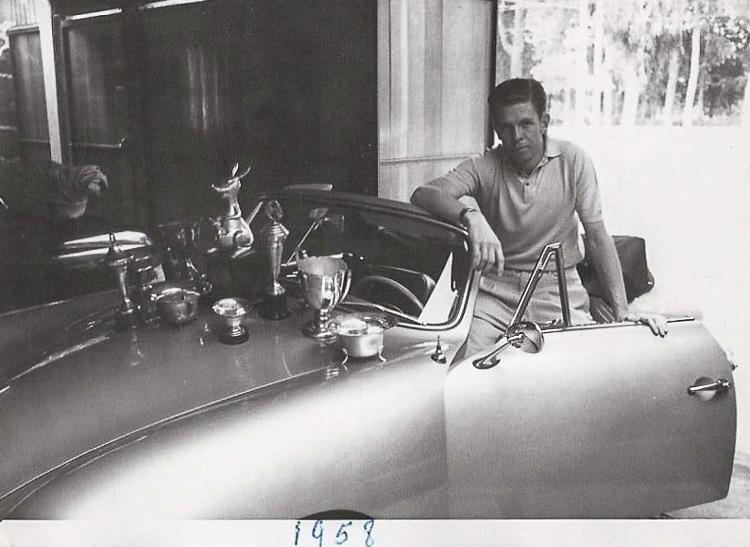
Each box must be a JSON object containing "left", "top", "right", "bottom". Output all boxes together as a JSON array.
[
  {"left": 103, "top": 233, "right": 136, "bottom": 329},
  {"left": 259, "top": 200, "right": 291, "bottom": 319},
  {"left": 298, "top": 256, "right": 351, "bottom": 341},
  {"left": 209, "top": 163, "right": 263, "bottom": 259},
  {"left": 213, "top": 297, "right": 252, "bottom": 344}
]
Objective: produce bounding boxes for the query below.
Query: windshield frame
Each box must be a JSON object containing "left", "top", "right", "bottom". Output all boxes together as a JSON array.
[{"left": 264, "top": 188, "right": 477, "bottom": 332}]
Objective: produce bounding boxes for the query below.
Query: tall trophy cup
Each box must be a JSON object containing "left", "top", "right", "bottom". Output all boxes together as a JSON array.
[
  {"left": 259, "top": 199, "right": 291, "bottom": 319},
  {"left": 298, "top": 256, "right": 351, "bottom": 341},
  {"left": 104, "top": 233, "right": 136, "bottom": 329}
]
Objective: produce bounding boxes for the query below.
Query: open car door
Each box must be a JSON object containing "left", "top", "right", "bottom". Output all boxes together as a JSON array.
[{"left": 444, "top": 244, "right": 736, "bottom": 518}]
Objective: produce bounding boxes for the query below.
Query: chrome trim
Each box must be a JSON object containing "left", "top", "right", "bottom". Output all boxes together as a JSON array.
[
  {"left": 431, "top": 336, "right": 448, "bottom": 364},
  {"left": 541, "top": 315, "right": 697, "bottom": 335},
  {"left": 141, "top": 0, "right": 211, "bottom": 9},
  {"left": 381, "top": 153, "right": 482, "bottom": 165},
  {"left": 508, "top": 242, "right": 570, "bottom": 329},
  {"left": 65, "top": 9, "right": 122, "bottom": 22},
  {"left": 688, "top": 378, "right": 732, "bottom": 395},
  {"left": 473, "top": 332, "right": 522, "bottom": 369}
]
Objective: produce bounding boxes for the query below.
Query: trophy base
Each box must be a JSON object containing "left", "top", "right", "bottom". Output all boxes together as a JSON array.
[
  {"left": 302, "top": 321, "right": 337, "bottom": 342},
  {"left": 218, "top": 329, "right": 249, "bottom": 345},
  {"left": 341, "top": 347, "right": 385, "bottom": 366},
  {"left": 259, "top": 293, "right": 291, "bottom": 320}
]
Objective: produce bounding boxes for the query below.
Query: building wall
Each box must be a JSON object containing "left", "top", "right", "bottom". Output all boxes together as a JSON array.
[
  {"left": 377, "top": 0, "right": 495, "bottom": 202},
  {"left": 0, "top": 0, "right": 38, "bottom": 26}
]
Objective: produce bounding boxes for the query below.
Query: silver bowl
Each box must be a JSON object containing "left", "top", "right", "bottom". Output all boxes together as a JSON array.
[
  {"left": 155, "top": 287, "right": 200, "bottom": 325},
  {"left": 328, "top": 313, "right": 397, "bottom": 364}
]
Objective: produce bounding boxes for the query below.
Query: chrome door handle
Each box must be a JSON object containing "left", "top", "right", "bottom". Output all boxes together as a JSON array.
[{"left": 687, "top": 378, "right": 732, "bottom": 395}]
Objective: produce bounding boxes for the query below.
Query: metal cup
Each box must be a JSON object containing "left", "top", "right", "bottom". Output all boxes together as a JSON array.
[
  {"left": 298, "top": 256, "right": 351, "bottom": 341},
  {"left": 156, "top": 287, "right": 200, "bottom": 325},
  {"left": 212, "top": 297, "right": 252, "bottom": 344}
]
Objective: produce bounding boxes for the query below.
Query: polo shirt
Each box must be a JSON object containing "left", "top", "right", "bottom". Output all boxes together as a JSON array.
[{"left": 427, "top": 137, "right": 603, "bottom": 270}]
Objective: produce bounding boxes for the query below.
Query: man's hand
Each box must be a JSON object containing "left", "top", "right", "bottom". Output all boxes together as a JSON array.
[
  {"left": 623, "top": 311, "right": 669, "bottom": 337},
  {"left": 582, "top": 221, "right": 667, "bottom": 338},
  {"left": 464, "top": 210, "right": 505, "bottom": 273}
]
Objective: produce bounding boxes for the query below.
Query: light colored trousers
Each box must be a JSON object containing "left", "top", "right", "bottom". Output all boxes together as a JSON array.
[{"left": 466, "top": 267, "right": 592, "bottom": 355}]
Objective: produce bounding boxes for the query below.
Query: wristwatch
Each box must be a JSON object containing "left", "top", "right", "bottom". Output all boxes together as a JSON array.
[{"left": 458, "top": 206, "right": 479, "bottom": 227}]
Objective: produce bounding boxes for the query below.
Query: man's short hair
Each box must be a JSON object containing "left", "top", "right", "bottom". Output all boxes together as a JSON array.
[{"left": 489, "top": 78, "right": 547, "bottom": 120}]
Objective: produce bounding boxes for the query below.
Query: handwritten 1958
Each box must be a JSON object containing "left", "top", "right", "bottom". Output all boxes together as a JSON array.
[{"left": 294, "top": 519, "right": 375, "bottom": 547}]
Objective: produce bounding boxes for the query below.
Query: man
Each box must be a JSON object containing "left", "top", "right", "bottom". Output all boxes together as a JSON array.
[{"left": 410, "top": 78, "right": 666, "bottom": 354}]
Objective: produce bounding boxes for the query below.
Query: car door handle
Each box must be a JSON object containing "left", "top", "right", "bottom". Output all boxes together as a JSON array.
[{"left": 687, "top": 378, "right": 732, "bottom": 395}]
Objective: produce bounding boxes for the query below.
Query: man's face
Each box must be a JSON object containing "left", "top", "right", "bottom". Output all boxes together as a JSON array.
[{"left": 492, "top": 101, "right": 549, "bottom": 174}]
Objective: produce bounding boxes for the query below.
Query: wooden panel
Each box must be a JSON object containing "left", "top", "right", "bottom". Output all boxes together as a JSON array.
[
  {"left": 231, "top": 0, "right": 379, "bottom": 196},
  {"left": 138, "top": 0, "right": 378, "bottom": 224},
  {"left": 8, "top": 29, "right": 51, "bottom": 162},
  {"left": 2, "top": 0, "right": 38, "bottom": 26},
  {"left": 378, "top": 0, "right": 494, "bottom": 201},
  {"left": 66, "top": 18, "right": 128, "bottom": 146},
  {"left": 138, "top": 5, "right": 217, "bottom": 223},
  {"left": 379, "top": 156, "right": 464, "bottom": 202},
  {"left": 63, "top": 15, "right": 143, "bottom": 227},
  {"left": 0, "top": 11, "right": 19, "bottom": 158},
  {"left": 440, "top": 1, "right": 493, "bottom": 152},
  {"left": 8, "top": 30, "right": 47, "bottom": 142}
]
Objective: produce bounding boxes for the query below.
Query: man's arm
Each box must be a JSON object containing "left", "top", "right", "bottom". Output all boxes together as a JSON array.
[
  {"left": 410, "top": 185, "right": 466, "bottom": 225},
  {"left": 583, "top": 220, "right": 668, "bottom": 336},
  {"left": 411, "top": 184, "right": 504, "bottom": 272}
]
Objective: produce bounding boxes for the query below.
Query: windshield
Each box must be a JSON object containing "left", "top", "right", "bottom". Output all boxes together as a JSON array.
[{"left": 251, "top": 192, "right": 472, "bottom": 327}]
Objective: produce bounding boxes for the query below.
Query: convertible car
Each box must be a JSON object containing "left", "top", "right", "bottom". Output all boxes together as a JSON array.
[{"left": 0, "top": 187, "right": 737, "bottom": 519}]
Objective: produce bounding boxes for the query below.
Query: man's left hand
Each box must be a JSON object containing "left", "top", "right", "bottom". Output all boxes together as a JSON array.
[{"left": 625, "top": 311, "right": 669, "bottom": 337}]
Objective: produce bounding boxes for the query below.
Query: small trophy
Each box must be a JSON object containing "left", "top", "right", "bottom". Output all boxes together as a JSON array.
[
  {"left": 259, "top": 200, "right": 291, "bottom": 319},
  {"left": 213, "top": 297, "right": 252, "bottom": 344}
]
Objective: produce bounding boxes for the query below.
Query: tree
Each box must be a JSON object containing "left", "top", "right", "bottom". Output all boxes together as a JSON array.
[
  {"left": 703, "top": 4, "right": 750, "bottom": 124},
  {"left": 654, "top": 0, "right": 688, "bottom": 125},
  {"left": 591, "top": 0, "right": 607, "bottom": 124},
  {"left": 498, "top": 0, "right": 527, "bottom": 78},
  {"left": 664, "top": 44, "right": 681, "bottom": 123},
  {"left": 682, "top": 1, "right": 711, "bottom": 125},
  {"left": 520, "top": 0, "right": 750, "bottom": 125},
  {"left": 525, "top": 3, "right": 580, "bottom": 123},
  {"left": 683, "top": 16, "right": 703, "bottom": 124},
  {"left": 603, "top": 0, "right": 691, "bottom": 125}
]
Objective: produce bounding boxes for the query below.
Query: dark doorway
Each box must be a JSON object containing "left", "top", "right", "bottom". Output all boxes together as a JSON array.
[{"left": 39, "top": 0, "right": 379, "bottom": 227}]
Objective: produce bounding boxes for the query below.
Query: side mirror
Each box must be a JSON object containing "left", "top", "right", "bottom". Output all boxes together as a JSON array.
[
  {"left": 507, "top": 321, "right": 544, "bottom": 354},
  {"left": 473, "top": 321, "right": 544, "bottom": 370}
]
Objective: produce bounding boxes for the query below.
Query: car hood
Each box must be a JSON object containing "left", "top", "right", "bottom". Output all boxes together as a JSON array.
[{"left": 0, "top": 290, "right": 431, "bottom": 503}]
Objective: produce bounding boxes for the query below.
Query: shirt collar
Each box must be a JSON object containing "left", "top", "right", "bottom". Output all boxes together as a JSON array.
[
  {"left": 495, "top": 136, "right": 562, "bottom": 176},
  {"left": 544, "top": 136, "right": 562, "bottom": 159}
]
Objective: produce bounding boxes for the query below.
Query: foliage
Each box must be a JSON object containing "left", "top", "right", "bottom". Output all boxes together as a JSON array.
[{"left": 496, "top": 0, "right": 750, "bottom": 125}]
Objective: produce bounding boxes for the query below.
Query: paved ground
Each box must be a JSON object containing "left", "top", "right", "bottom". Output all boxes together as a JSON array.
[{"left": 666, "top": 451, "right": 750, "bottom": 518}]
